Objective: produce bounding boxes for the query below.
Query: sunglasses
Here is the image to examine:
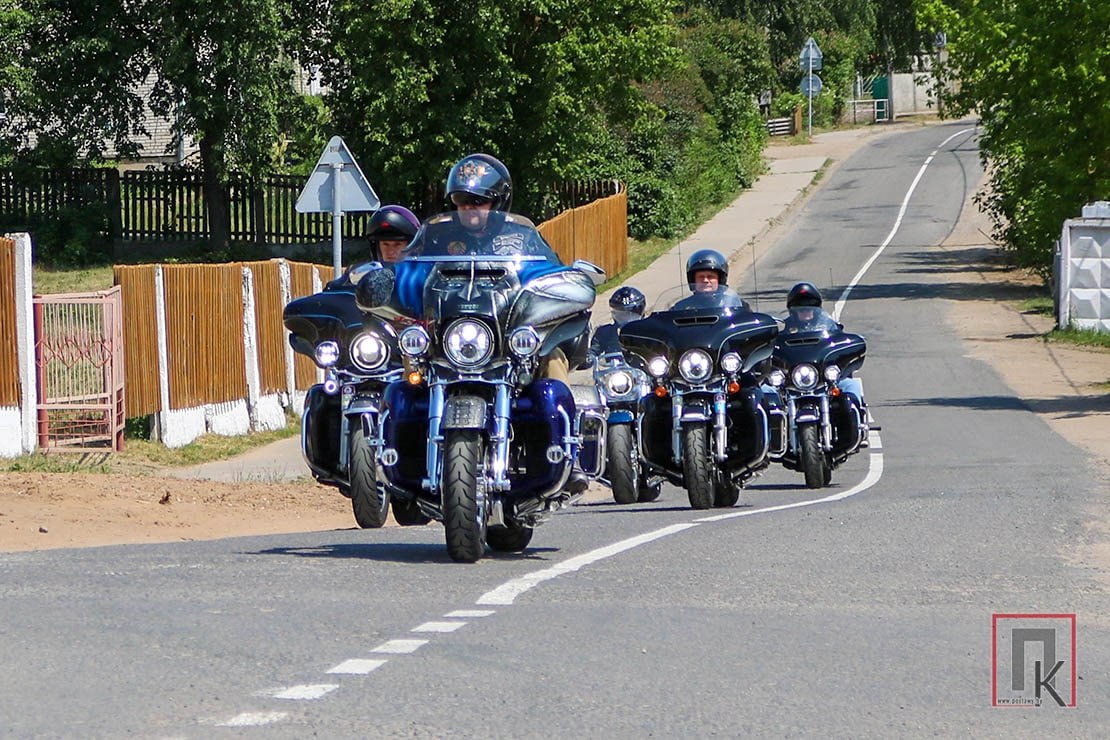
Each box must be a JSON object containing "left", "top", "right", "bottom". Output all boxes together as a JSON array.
[{"left": 451, "top": 193, "right": 493, "bottom": 207}]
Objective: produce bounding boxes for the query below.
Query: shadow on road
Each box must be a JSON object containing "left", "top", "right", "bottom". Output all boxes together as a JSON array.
[{"left": 245, "top": 541, "right": 560, "bottom": 564}]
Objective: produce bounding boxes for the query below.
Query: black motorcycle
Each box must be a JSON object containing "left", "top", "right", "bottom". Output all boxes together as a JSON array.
[
  {"left": 617, "top": 286, "right": 784, "bottom": 509},
  {"left": 282, "top": 263, "right": 422, "bottom": 528},
  {"left": 768, "top": 306, "right": 868, "bottom": 488},
  {"left": 593, "top": 351, "right": 660, "bottom": 504},
  {"left": 356, "top": 211, "right": 606, "bottom": 562}
]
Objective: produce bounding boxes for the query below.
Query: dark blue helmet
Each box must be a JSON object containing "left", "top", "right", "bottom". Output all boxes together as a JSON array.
[
  {"left": 608, "top": 286, "right": 646, "bottom": 326},
  {"left": 445, "top": 153, "right": 512, "bottom": 211},
  {"left": 685, "top": 249, "right": 729, "bottom": 287}
]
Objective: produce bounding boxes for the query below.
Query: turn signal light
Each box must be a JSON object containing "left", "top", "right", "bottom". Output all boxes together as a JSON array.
[
  {"left": 407, "top": 371, "right": 423, "bottom": 385},
  {"left": 831, "top": 386, "right": 841, "bottom": 397},
  {"left": 654, "top": 385, "right": 667, "bottom": 398},
  {"left": 727, "top": 380, "right": 740, "bottom": 394}
]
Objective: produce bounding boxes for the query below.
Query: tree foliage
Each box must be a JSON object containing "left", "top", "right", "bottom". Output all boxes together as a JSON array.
[{"left": 918, "top": 0, "right": 1110, "bottom": 272}]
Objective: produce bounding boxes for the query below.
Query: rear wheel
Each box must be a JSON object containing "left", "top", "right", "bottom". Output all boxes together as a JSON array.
[
  {"left": 714, "top": 474, "right": 740, "bottom": 507},
  {"left": 799, "top": 424, "right": 826, "bottom": 489},
  {"left": 637, "top": 480, "right": 661, "bottom": 503},
  {"left": 442, "top": 430, "right": 487, "bottom": 563},
  {"left": 350, "top": 423, "right": 389, "bottom": 528},
  {"left": 681, "top": 424, "right": 714, "bottom": 510},
  {"left": 607, "top": 424, "right": 638, "bottom": 504},
  {"left": 390, "top": 497, "right": 431, "bottom": 526},
  {"left": 486, "top": 522, "right": 534, "bottom": 553}
]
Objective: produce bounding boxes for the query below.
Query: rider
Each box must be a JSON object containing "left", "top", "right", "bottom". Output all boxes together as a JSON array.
[
  {"left": 784, "top": 282, "right": 866, "bottom": 408},
  {"left": 365, "top": 204, "right": 421, "bottom": 264},
  {"left": 672, "top": 249, "right": 750, "bottom": 311},
  {"left": 589, "top": 286, "right": 646, "bottom": 363}
]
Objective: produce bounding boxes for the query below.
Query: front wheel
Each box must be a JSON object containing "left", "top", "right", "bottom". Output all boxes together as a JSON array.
[
  {"left": 798, "top": 423, "right": 827, "bottom": 489},
  {"left": 681, "top": 424, "right": 714, "bottom": 510},
  {"left": 350, "top": 423, "right": 389, "bottom": 528},
  {"left": 442, "top": 429, "right": 487, "bottom": 563},
  {"left": 607, "top": 424, "right": 638, "bottom": 504}
]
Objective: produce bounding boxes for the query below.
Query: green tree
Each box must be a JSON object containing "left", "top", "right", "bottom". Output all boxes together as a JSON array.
[
  {"left": 918, "top": 0, "right": 1110, "bottom": 273},
  {"left": 321, "top": 0, "right": 678, "bottom": 216}
]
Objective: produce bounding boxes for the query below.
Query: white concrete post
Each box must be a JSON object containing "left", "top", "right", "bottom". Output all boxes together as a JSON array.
[
  {"left": 154, "top": 265, "right": 171, "bottom": 442},
  {"left": 241, "top": 265, "right": 262, "bottom": 430},
  {"left": 12, "top": 233, "right": 36, "bottom": 455},
  {"left": 278, "top": 259, "right": 296, "bottom": 401}
]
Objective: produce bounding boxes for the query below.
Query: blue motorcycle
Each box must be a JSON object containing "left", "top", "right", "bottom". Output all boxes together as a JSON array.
[
  {"left": 593, "top": 352, "right": 660, "bottom": 504},
  {"left": 356, "top": 212, "right": 606, "bottom": 562}
]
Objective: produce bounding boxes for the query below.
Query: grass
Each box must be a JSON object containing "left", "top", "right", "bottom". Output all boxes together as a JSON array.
[
  {"left": 1017, "top": 295, "right": 1110, "bottom": 349},
  {"left": 33, "top": 264, "right": 115, "bottom": 294}
]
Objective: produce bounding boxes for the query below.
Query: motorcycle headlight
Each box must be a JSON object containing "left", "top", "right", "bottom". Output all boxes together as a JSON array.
[
  {"left": 399, "top": 326, "right": 430, "bottom": 357},
  {"left": 648, "top": 356, "right": 670, "bottom": 378},
  {"left": 349, "top": 333, "right": 389, "bottom": 372},
  {"left": 791, "top": 363, "right": 819, "bottom": 390},
  {"left": 444, "top": 319, "right": 494, "bottom": 368},
  {"left": 314, "top": 340, "right": 340, "bottom": 368},
  {"left": 824, "top": 365, "right": 841, "bottom": 383},
  {"left": 720, "top": 352, "right": 741, "bottom": 373},
  {"left": 508, "top": 327, "right": 540, "bottom": 358},
  {"left": 767, "top": 369, "right": 786, "bottom": 387},
  {"left": 605, "top": 370, "right": 633, "bottom": 396},
  {"left": 679, "top": 349, "right": 713, "bottom": 383}
]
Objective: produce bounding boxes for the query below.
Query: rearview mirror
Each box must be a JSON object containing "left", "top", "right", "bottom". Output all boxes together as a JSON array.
[
  {"left": 355, "top": 264, "right": 396, "bottom": 311},
  {"left": 570, "top": 259, "right": 606, "bottom": 287}
]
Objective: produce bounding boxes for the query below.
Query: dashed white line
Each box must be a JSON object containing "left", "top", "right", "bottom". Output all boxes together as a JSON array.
[
  {"left": 444, "top": 609, "right": 496, "bottom": 618},
  {"left": 272, "top": 684, "right": 338, "bottom": 700},
  {"left": 372, "top": 638, "right": 428, "bottom": 654},
  {"left": 216, "top": 711, "right": 289, "bottom": 727},
  {"left": 327, "top": 658, "right": 388, "bottom": 675},
  {"left": 412, "top": 621, "right": 467, "bottom": 633}
]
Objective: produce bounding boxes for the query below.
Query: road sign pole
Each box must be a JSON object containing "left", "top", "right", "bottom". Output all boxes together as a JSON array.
[
  {"left": 331, "top": 162, "right": 343, "bottom": 278},
  {"left": 807, "top": 56, "right": 813, "bottom": 137}
]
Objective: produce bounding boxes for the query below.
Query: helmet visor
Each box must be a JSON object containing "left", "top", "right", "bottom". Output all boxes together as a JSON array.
[{"left": 612, "top": 309, "right": 642, "bottom": 326}]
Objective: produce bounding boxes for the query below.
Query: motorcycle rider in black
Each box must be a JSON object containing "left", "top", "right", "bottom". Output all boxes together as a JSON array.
[
  {"left": 589, "top": 286, "right": 647, "bottom": 362},
  {"left": 673, "top": 249, "right": 751, "bottom": 311}
]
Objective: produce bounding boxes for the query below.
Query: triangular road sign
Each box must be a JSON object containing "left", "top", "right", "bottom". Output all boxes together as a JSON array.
[
  {"left": 800, "top": 37, "right": 823, "bottom": 70},
  {"left": 295, "top": 136, "right": 381, "bottom": 214}
]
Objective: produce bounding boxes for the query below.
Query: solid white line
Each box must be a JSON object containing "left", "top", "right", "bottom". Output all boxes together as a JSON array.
[
  {"left": 412, "top": 621, "right": 467, "bottom": 633},
  {"left": 477, "top": 523, "right": 699, "bottom": 605},
  {"left": 371, "top": 639, "right": 428, "bottom": 654},
  {"left": 216, "top": 711, "right": 289, "bottom": 727},
  {"left": 833, "top": 127, "right": 976, "bottom": 322},
  {"left": 272, "top": 684, "right": 339, "bottom": 700},
  {"left": 444, "top": 609, "right": 496, "bottom": 618},
  {"left": 327, "top": 658, "right": 387, "bottom": 674}
]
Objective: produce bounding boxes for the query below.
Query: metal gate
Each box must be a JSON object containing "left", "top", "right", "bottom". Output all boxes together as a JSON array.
[{"left": 33, "top": 286, "right": 126, "bottom": 451}]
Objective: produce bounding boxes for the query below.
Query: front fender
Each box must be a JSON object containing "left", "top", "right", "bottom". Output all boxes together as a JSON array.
[
  {"left": 443, "top": 394, "right": 488, "bottom": 430},
  {"left": 680, "top": 398, "right": 711, "bottom": 422}
]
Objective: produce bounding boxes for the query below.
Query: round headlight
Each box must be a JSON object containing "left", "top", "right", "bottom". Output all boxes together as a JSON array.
[
  {"left": 824, "top": 364, "right": 841, "bottom": 383},
  {"left": 791, "top": 363, "right": 819, "bottom": 390},
  {"left": 444, "top": 319, "right": 494, "bottom": 368},
  {"left": 314, "top": 340, "right": 340, "bottom": 368},
  {"left": 767, "top": 368, "right": 786, "bottom": 387},
  {"left": 679, "top": 349, "right": 713, "bottom": 383},
  {"left": 606, "top": 370, "right": 633, "bottom": 396},
  {"left": 508, "top": 327, "right": 540, "bottom": 358},
  {"left": 399, "top": 326, "right": 430, "bottom": 357},
  {"left": 648, "top": 356, "right": 670, "bottom": 378},
  {"left": 350, "top": 333, "right": 388, "bottom": 372},
  {"left": 720, "top": 352, "right": 742, "bottom": 373}
]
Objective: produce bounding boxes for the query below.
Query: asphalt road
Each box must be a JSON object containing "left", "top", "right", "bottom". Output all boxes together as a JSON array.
[{"left": 2, "top": 123, "right": 1108, "bottom": 738}]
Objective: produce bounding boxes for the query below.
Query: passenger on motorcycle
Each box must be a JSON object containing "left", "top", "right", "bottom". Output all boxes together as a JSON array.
[
  {"left": 365, "top": 204, "right": 421, "bottom": 264},
  {"left": 589, "top": 286, "right": 646, "bottom": 363},
  {"left": 784, "top": 282, "right": 867, "bottom": 408},
  {"left": 673, "top": 249, "right": 750, "bottom": 311}
]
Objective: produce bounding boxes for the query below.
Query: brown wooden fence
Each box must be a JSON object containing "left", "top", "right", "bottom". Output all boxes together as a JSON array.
[
  {"left": 538, "top": 187, "right": 627, "bottom": 278},
  {"left": 0, "top": 236, "right": 18, "bottom": 406}
]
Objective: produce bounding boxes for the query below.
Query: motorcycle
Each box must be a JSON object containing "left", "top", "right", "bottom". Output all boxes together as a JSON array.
[
  {"left": 592, "top": 351, "right": 660, "bottom": 504},
  {"left": 767, "top": 306, "right": 868, "bottom": 488},
  {"left": 355, "top": 211, "right": 607, "bottom": 562},
  {"left": 282, "top": 263, "right": 428, "bottom": 529},
  {"left": 617, "top": 286, "right": 784, "bottom": 509}
]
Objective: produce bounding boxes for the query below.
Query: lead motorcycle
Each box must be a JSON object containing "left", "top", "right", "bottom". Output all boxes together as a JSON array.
[
  {"left": 282, "top": 263, "right": 425, "bottom": 529},
  {"left": 617, "top": 286, "right": 785, "bottom": 509},
  {"left": 767, "top": 305, "right": 868, "bottom": 488},
  {"left": 356, "top": 211, "right": 607, "bottom": 562}
]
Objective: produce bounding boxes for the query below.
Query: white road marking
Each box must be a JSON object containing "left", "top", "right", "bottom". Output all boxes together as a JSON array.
[
  {"left": 444, "top": 609, "right": 496, "bottom": 618},
  {"left": 272, "top": 684, "right": 338, "bottom": 700},
  {"left": 372, "top": 638, "right": 428, "bottom": 654},
  {"left": 833, "top": 127, "right": 977, "bottom": 322},
  {"left": 216, "top": 711, "right": 289, "bottom": 727},
  {"left": 327, "top": 658, "right": 387, "bottom": 674},
  {"left": 412, "top": 621, "right": 467, "bottom": 633}
]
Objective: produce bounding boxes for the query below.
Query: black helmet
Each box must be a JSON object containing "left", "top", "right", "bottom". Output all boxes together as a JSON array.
[
  {"left": 608, "top": 286, "right": 646, "bottom": 326},
  {"left": 446, "top": 153, "right": 512, "bottom": 211},
  {"left": 365, "top": 205, "right": 420, "bottom": 260},
  {"left": 786, "top": 282, "right": 823, "bottom": 308},
  {"left": 685, "top": 249, "right": 729, "bottom": 287}
]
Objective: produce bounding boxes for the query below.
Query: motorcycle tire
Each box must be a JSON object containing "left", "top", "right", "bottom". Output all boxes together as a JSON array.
[
  {"left": 607, "top": 423, "right": 638, "bottom": 505},
  {"left": 442, "top": 429, "right": 487, "bottom": 563},
  {"left": 350, "top": 424, "right": 389, "bottom": 528},
  {"left": 637, "top": 480, "right": 661, "bottom": 503},
  {"left": 486, "top": 522, "right": 534, "bottom": 553},
  {"left": 799, "top": 424, "right": 826, "bottom": 489},
  {"left": 391, "top": 497, "right": 431, "bottom": 526},
  {"left": 681, "top": 424, "right": 714, "bottom": 510},
  {"left": 713, "top": 475, "right": 740, "bottom": 508}
]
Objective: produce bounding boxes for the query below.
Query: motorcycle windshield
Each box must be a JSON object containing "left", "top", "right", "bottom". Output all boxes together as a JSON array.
[
  {"left": 782, "top": 306, "right": 840, "bottom": 338},
  {"left": 650, "top": 284, "right": 749, "bottom": 313},
  {"left": 775, "top": 307, "right": 867, "bottom": 372}
]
